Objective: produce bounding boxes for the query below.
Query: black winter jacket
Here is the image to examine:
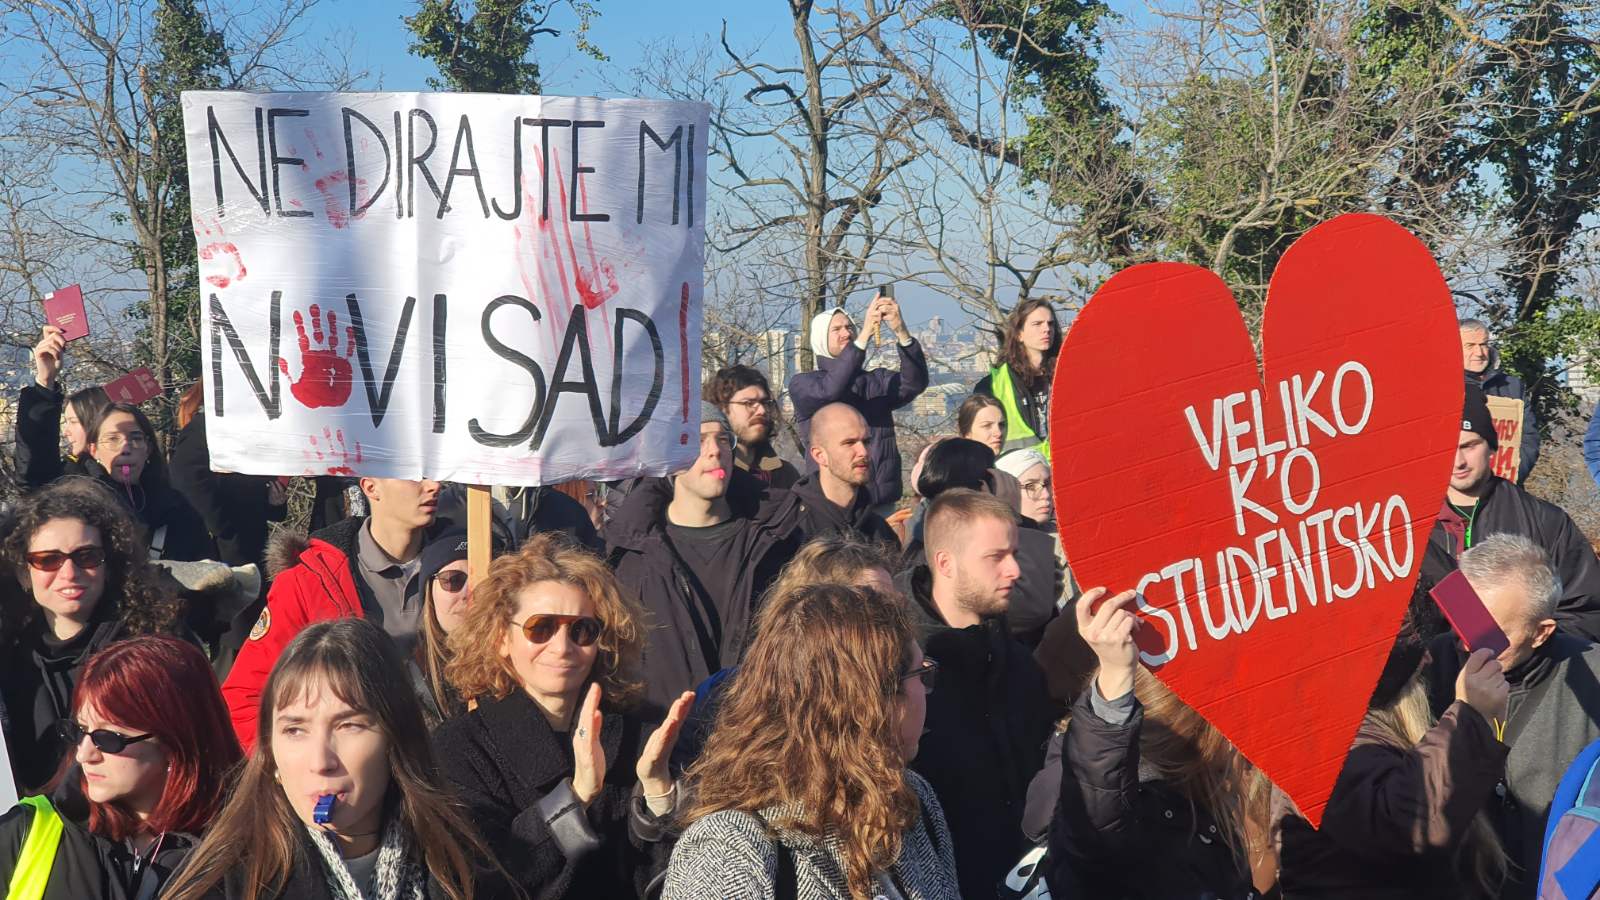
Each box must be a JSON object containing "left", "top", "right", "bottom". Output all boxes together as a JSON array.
[
  {"left": 1040, "top": 688, "right": 1262, "bottom": 899},
  {"left": 186, "top": 828, "right": 481, "bottom": 900},
  {"left": 0, "top": 614, "right": 127, "bottom": 793},
  {"left": 12, "top": 383, "right": 89, "bottom": 491},
  {"left": 605, "top": 471, "right": 802, "bottom": 721},
  {"left": 897, "top": 564, "right": 1060, "bottom": 900},
  {"left": 788, "top": 475, "right": 900, "bottom": 547},
  {"left": 0, "top": 774, "right": 200, "bottom": 900},
  {"left": 1423, "top": 476, "right": 1600, "bottom": 642},
  {"left": 432, "top": 688, "right": 670, "bottom": 899},
  {"left": 76, "top": 456, "right": 214, "bottom": 564},
  {"left": 789, "top": 339, "right": 929, "bottom": 506},
  {"left": 168, "top": 411, "right": 285, "bottom": 568}
]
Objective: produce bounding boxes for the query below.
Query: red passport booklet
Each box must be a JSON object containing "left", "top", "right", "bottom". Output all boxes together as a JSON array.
[{"left": 43, "top": 285, "right": 88, "bottom": 342}]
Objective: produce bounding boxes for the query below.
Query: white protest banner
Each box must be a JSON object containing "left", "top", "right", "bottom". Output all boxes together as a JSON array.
[{"left": 181, "top": 92, "right": 708, "bottom": 484}]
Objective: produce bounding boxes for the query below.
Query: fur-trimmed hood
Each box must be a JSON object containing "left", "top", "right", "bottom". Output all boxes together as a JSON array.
[{"left": 265, "top": 516, "right": 363, "bottom": 579}]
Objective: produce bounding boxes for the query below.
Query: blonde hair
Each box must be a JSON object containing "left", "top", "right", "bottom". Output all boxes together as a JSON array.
[
  {"left": 679, "top": 584, "right": 918, "bottom": 898},
  {"left": 763, "top": 533, "right": 898, "bottom": 599},
  {"left": 444, "top": 533, "right": 646, "bottom": 710}
]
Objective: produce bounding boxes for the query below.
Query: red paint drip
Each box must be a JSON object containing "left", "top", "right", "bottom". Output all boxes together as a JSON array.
[{"left": 679, "top": 282, "right": 690, "bottom": 444}]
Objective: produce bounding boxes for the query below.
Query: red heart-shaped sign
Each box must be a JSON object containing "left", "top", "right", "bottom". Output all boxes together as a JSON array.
[{"left": 1049, "top": 213, "right": 1462, "bottom": 826}]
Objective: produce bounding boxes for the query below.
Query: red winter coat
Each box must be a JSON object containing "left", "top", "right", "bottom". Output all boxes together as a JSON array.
[{"left": 221, "top": 518, "right": 369, "bottom": 750}]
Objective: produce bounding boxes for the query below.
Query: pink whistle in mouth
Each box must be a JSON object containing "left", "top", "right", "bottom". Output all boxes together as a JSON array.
[{"left": 119, "top": 464, "right": 131, "bottom": 481}]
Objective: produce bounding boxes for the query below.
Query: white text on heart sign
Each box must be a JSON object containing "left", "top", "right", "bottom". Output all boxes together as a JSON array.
[{"left": 1132, "top": 360, "right": 1415, "bottom": 666}]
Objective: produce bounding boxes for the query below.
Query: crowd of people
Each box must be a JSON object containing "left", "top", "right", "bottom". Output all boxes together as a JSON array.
[{"left": 0, "top": 292, "right": 1597, "bottom": 899}]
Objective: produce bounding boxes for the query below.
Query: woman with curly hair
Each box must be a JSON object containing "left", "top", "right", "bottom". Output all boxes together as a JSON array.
[
  {"left": 431, "top": 533, "right": 694, "bottom": 899},
  {"left": 975, "top": 297, "right": 1062, "bottom": 459},
  {"left": 664, "top": 582, "right": 956, "bottom": 900},
  {"left": 1, "top": 477, "right": 183, "bottom": 793}
]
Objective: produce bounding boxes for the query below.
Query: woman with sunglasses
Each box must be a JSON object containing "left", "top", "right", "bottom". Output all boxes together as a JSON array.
[
  {"left": 162, "top": 618, "right": 500, "bottom": 900},
  {"left": 433, "top": 533, "right": 694, "bottom": 899},
  {"left": 664, "top": 582, "right": 955, "bottom": 899},
  {"left": 0, "top": 635, "right": 242, "bottom": 899},
  {"left": 1, "top": 478, "right": 184, "bottom": 794},
  {"left": 409, "top": 529, "right": 496, "bottom": 730}
]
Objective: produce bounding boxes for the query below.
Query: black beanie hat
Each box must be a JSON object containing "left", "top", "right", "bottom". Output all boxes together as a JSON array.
[{"left": 1462, "top": 383, "right": 1499, "bottom": 452}]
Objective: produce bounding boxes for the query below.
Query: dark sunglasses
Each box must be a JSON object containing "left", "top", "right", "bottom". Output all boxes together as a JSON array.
[
  {"left": 520, "top": 614, "right": 604, "bottom": 647},
  {"left": 25, "top": 546, "right": 106, "bottom": 572},
  {"left": 58, "top": 720, "right": 153, "bottom": 754},
  {"left": 901, "top": 657, "right": 939, "bottom": 693},
  {"left": 433, "top": 569, "right": 468, "bottom": 592}
]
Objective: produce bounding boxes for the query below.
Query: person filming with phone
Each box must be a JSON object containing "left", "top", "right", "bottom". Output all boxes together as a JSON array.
[
  {"left": 789, "top": 286, "right": 929, "bottom": 517},
  {"left": 1424, "top": 534, "right": 1600, "bottom": 900}
]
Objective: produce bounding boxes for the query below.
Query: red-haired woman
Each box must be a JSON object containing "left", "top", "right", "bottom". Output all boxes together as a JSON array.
[{"left": 0, "top": 635, "right": 242, "bottom": 899}]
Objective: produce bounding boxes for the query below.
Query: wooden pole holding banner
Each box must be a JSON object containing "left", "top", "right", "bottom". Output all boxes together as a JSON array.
[{"left": 467, "top": 485, "right": 493, "bottom": 589}]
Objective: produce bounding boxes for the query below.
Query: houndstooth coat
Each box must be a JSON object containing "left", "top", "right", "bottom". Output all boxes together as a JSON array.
[{"left": 662, "top": 770, "right": 960, "bottom": 900}]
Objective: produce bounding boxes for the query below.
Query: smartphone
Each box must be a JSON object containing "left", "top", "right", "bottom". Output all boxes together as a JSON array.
[
  {"left": 878, "top": 282, "right": 895, "bottom": 300},
  {"left": 1428, "top": 569, "right": 1511, "bottom": 656}
]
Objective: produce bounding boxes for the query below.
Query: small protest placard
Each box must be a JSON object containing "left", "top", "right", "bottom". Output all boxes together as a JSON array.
[
  {"left": 43, "top": 284, "right": 89, "bottom": 342},
  {"left": 1050, "top": 214, "right": 1462, "bottom": 827},
  {"left": 1485, "top": 395, "right": 1524, "bottom": 480},
  {"left": 181, "top": 91, "right": 709, "bottom": 485}
]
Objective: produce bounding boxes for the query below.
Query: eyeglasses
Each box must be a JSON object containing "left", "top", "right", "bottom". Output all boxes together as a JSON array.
[
  {"left": 97, "top": 432, "right": 148, "bottom": 450},
  {"left": 901, "top": 657, "right": 939, "bottom": 693},
  {"left": 58, "top": 720, "right": 154, "bottom": 754},
  {"left": 519, "top": 614, "right": 604, "bottom": 647},
  {"left": 727, "top": 398, "right": 774, "bottom": 412},
  {"left": 433, "top": 570, "right": 468, "bottom": 593},
  {"left": 25, "top": 546, "right": 106, "bottom": 572},
  {"left": 1021, "top": 480, "right": 1052, "bottom": 498}
]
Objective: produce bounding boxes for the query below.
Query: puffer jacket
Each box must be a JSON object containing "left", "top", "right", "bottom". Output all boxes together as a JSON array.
[
  {"left": 220, "top": 518, "right": 371, "bottom": 748},
  {"left": 788, "top": 339, "right": 929, "bottom": 506}
]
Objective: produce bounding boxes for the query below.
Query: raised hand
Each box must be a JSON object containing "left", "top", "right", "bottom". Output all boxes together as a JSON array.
[
  {"left": 880, "top": 297, "right": 907, "bottom": 337},
  {"left": 1455, "top": 647, "right": 1509, "bottom": 728},
  {"left": 570, "top": 683, "right": 606, "bottom": 805},
  {"left": 33, "top": 325, "right": 65, "bottom": 389},
  {"left": 861, "top": 297, "right": 886, "bottom": 342},
  {"left": 1075, "top": 587, "right": 1142, "bottom": 702},
  {"left": 277, "top": 303, "right": 355, "bottom": 409},
  {"left": 636, "top": 691, "right": 694, "bottom": 798}
]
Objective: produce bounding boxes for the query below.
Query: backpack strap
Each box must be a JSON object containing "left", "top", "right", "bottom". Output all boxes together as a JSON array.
[
  {"left": 146, "top": 525, "right": 168, "bottom": 561},
  {"left": 7, "top": 795, "right": 64, "bottom": 900}
]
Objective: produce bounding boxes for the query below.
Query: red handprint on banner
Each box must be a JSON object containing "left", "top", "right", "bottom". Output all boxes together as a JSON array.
[
  {"left": 278, "top": 304, "right": 355, "bottom": 408},
  {"left": 307, "top": 425, "right": 363, "bottom": 475}
]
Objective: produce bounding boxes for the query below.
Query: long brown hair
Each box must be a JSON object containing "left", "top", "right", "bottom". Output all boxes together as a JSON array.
[
  {"left": 680, "top": 583, "right": 919, "bottom": 898},
  {"left": 445, "top": 533, "right": 646, "bottom": 709},
  {"left": 416, "top": 576, "right": 456, "bottom": 720},
  {"left": 1119, "top": 669, "right": 1274, "bottom": 863},
  {"left": 997, "top": 297, "right": 1062, "bottom": 389},
  {"left": 161, "top": 619, "right": 493, "bottom": 900},
  {"left": 177, "top": 382, "right": 203, "bottom": 430}
]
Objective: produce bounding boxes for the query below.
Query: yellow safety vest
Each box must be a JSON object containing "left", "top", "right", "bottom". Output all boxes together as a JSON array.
[
  {"left": 6, "top": 796, "right": 63, "bottom": 900},
  {"left": 988, "top": 364, "right": 1051, "bottom": 460}
]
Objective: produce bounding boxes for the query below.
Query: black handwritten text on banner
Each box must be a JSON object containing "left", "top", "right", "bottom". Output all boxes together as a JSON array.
[{"left": 181, "top": 91, "right": 708, "bottom": 484}]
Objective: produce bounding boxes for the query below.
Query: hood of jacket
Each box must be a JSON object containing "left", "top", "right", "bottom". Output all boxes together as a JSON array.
[
  {"left": 264, "top": 515, "right": 365, "bottom": 579},
  {"left": 808, "top": 306, "right": 848, "bottom": 361},
  {"left": 790, "top": 474, "right": 877, "bottom": 533}
]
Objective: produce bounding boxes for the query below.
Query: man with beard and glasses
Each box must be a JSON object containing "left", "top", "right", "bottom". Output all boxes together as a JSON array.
[
  {"left": 895, "top": 488, "right": 1059, "bottom": 899},
  {"left": 706, "top": 365, "right": 800, "bottom": 491}
]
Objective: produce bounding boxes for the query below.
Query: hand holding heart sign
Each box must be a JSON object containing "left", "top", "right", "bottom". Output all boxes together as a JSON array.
[{"left": 1049, "top": 214, "right": 1463, "bottom": 826}]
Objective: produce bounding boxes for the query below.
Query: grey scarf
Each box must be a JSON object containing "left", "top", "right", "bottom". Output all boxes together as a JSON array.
[{"left": 304, "top": 818, "right": 428, "bottom": 900}]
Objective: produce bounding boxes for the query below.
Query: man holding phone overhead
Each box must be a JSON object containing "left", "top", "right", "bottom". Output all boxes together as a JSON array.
[
  {"left": 1421, "top": 385, "right": 1600, "bottom": 642},
  {"left": 1425, "top": 534, "right": 1600, "bottom": 900},
  {"left": 789, "top": 284, "right": 929, "bottom": 515}
]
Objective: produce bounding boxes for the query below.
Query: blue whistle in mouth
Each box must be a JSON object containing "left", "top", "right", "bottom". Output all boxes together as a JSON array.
[{"left": 313, "top": 794, "right": 336, "bottom": 825}]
